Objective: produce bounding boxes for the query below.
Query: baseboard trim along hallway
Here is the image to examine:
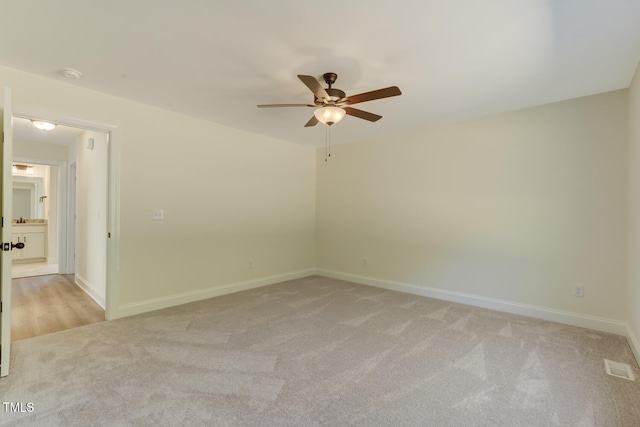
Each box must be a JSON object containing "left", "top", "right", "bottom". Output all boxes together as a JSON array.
[{"left": 75, "top": 274, "right": 106, "bottom": 309}]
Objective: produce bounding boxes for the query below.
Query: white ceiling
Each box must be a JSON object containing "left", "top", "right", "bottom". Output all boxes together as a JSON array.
[{"left": 1, "top": 1, "right": 639, "bottom": 147}]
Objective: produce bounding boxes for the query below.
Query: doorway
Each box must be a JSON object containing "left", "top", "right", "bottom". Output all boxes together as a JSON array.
[
  {"left": 11, "top": 162, "right": 61, "bottom": 279},
  {"left": 10, "top": 116, "right": 110, "bottom": 341}
]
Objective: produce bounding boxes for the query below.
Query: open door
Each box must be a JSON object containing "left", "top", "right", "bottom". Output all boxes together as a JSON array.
[{"left": 1, "top": 87, "right": 13, "bottom": 377}]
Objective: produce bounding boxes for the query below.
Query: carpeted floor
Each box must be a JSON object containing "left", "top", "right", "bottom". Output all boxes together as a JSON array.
[{"left": 1, "top": 275, "right": 639, "bottom": 426}]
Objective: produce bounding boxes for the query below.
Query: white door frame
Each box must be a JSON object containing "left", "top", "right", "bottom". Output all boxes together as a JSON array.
[
  {"left": 67, "top": 162, "right": 76, "bottom": 274},
  {"left": 1, "top": 87, "right": 14, "bottom": 377},
  {"left": 12, "top": 109, "right": 120, "bottom": 322}
]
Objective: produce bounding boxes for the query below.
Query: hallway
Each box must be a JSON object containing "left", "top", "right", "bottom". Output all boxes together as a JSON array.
[{"left": 11, "top": 274, "right": 104, "bottom": 341}]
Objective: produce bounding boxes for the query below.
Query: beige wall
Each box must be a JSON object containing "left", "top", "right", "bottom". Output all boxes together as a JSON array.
[
  {"left": 317, "top": 90, "right": 628, "bottom": 321},
  {"left": 14, "top": 139, "right": 68, "bottom": 162},
  {"left": 0, "top": 65, "right": 316, "bottom": 318},
  {"left": 629, "top": 61, "right": 640, "bottom": 355}
]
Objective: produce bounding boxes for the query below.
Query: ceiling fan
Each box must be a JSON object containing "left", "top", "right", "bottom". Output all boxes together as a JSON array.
[{"left": 257, "top": 73, "right": 402, "bottom": 127}]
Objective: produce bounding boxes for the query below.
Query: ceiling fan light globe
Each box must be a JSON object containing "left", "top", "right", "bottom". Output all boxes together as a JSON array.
[{"left": 314, "top": 106, "right": 346, "bottom": 126}]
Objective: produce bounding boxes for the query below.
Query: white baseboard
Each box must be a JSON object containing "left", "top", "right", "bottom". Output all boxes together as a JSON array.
[
  {"left": 317, "top": 269, "right": 630, "bottom": 337},
  {"left": 75, "top": 274, "right": 106, "bottom": 309},
  {"left": 627, "top": 325, "right": 640, "bottom": 368},
  {"left": 116, "top": 268, "right": 316, "bottom": 318}
]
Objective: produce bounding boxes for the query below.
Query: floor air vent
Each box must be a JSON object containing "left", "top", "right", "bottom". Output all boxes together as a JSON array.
[{"left": 604, "top": 359, "right": 635, "bottom": 381}]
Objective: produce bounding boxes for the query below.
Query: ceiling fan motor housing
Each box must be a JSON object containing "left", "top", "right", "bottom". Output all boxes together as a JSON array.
[
  {"left": 323, "top": 72, "right": 338, "bottom": 87},
  {"left": 315, "top": 88, "right": 346, "bottom": 105}
]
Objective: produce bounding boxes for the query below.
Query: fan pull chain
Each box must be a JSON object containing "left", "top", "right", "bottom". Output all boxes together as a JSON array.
[
  {"left": 324, "top": 125, "right": 333, "bottom": 162},
  {"left": 325, "top": 125, "right": 328, "bottom": 162}
]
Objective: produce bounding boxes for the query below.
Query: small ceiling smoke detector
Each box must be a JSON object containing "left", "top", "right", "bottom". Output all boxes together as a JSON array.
[{"left": 61, "top": 68, "right": 82, "bottom": 79}]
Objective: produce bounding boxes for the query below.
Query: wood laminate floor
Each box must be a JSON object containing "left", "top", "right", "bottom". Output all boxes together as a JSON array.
[{"left": 11, "top": 274, "right": 105, "bottom": 341}]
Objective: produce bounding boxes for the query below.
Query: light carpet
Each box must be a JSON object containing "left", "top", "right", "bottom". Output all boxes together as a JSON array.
[{"left": 1, "top": 276, "right": 639, "bottom": 426}]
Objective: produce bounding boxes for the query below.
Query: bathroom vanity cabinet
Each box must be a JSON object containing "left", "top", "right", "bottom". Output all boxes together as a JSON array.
[{"left": 11, "top": 223, "right": 47, "bottom": 263}]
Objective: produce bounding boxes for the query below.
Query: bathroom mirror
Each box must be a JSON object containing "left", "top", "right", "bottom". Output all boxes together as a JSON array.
[{"left": 13, "top": 176, "right": 44, "bottom": 219}]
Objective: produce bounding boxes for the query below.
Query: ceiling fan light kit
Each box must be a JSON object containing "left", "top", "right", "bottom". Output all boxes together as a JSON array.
[{"left": 314, "top": 106, "right": 346, "bottom": 126}]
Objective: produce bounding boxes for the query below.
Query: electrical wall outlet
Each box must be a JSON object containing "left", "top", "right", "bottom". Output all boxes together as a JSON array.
[
  {"left": 152, "top": 208, "right": 164, "bottom": 220},
  {"left": 248, "top": 259, "right": 254, "bottom": 269},
  {"left": 572, "top": 284, "right": 585, "bottom": 297},
  {"left": 362, "top": 257, "right": 369, "bottom": 267}
]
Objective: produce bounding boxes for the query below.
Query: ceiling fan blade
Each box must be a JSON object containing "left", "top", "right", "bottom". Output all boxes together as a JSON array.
[
  {"left": 344, "top": 107, "right": 382, "bottom": 122},
  {"left": 304, "top": 116, "right": 319, "bottom": 127},
  {"left": 298, "top": 75, "right": 330, "bottom": 100},
  {"left": 342, "top": 86, "right": 402, "bottom": 105},
  {"left": 257, "top": 104, "right": 314, "bottom": 108}
]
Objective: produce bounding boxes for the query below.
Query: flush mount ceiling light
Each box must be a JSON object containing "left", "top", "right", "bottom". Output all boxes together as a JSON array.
[
  {"left": 313, "top": 106, "right": 346, "bottom": 126},
  {"left": 13, "top": 164, "right": 34, "bottom": 175},
  {"left": 31, "top": 120, "right": 56, "bottom": 131},
  {"left": 61, "top": 67, "right": 82, "bottom": 79}
]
